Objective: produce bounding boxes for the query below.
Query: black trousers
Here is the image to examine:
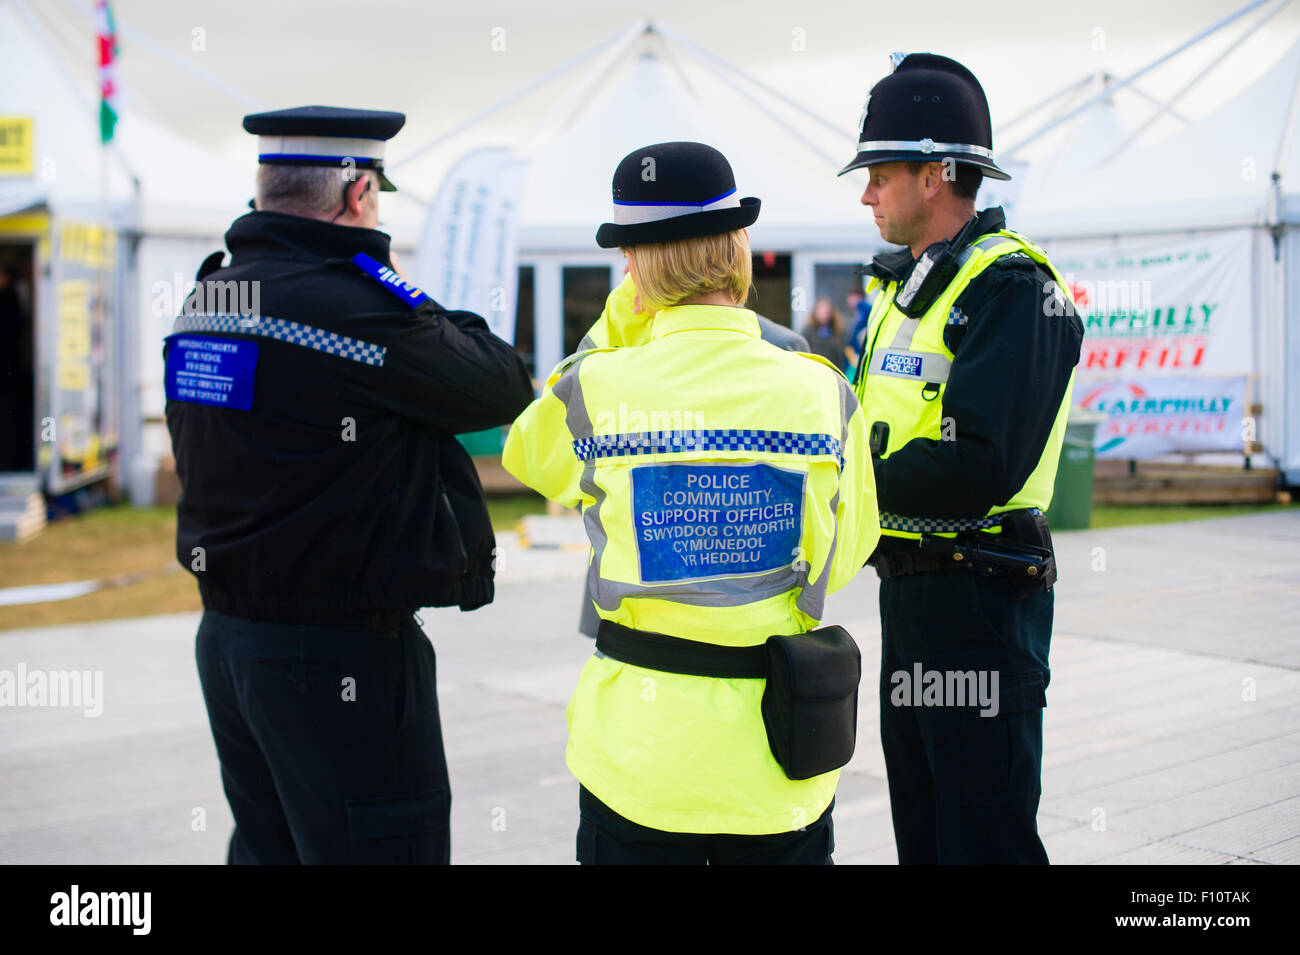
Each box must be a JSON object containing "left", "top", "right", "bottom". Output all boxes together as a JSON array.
[
  {"left": 195, "top": 609, "right": 451, "bottom": 864},
  {"left": 878, "top": 567, "right": 1051, "bottom": 865},
  {"left": 576, "top": 786, "right": 834, "bottom": 865}
]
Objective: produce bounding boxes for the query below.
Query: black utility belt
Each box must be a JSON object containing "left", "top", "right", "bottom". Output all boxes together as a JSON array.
[
  {"left": 872, "top": 510, "right": 1057, "bottom": 595},
  {"left": 595, "top": 620, "right": 860, "bottom": 781}
]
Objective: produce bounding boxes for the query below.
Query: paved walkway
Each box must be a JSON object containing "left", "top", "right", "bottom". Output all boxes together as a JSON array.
[{"left": 1, "top": 510, "right": 1297, "bottom": 864}]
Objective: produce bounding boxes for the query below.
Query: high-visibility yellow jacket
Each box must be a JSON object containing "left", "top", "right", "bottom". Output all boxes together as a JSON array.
[
  {"left": 857, "top": 229, "right": 1076, "bottom": 540},
  {"left": 503, "top": 288, "right": 879, "bottom": 835}
]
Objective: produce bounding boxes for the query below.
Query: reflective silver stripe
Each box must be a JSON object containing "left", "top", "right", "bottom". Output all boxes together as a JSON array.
[
  {"left": 889, "top": 315, "right": 922, "bottom": 350},
  {"left": 576, "top": 334, "right": 597, "bottom": 352},
  {"left": 854, "top": 139, "right": 995, "bottom": 160},
  {"left": 591, "top": 565, "right": 801, "bottom": 613},
  {"left": 549, "top": 355, "right": 608, "bottom": 613},
  {"left": 795, "top": 374, "right": 858, "bottom": 620}
]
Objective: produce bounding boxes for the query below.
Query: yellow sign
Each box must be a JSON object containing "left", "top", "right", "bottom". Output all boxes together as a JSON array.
[
  {"left": 60, "top": 221, "right": 117, "bottom": 269},
  {"left": 57, "top": 279, "right": 91, "bottom": 392},
  {"left": 0, "top": 116, "right": 34, "bottom": 176}
]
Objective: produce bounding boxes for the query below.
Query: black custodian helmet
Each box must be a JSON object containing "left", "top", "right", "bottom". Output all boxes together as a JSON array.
[{"left": 838, "top": 53, "right": 1011, "bottom": 181}]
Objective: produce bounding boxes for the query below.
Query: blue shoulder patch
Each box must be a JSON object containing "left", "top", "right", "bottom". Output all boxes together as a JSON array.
[{"left": 352, "top": 253, "right": 431, "bottom": 309}]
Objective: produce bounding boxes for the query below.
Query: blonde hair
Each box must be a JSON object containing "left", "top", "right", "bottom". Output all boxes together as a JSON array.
[{"left": 625, "top": 229, "right": 753, "bottom": 314}]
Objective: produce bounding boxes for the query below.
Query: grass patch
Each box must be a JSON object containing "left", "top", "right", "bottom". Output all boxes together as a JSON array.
[
  {"left": 486, "top": 492, "right": 549, "bottom": 531},
  {"left": 0, "top": 495, "right": 551, "bottom": 631},
  {"left": 0, "top": 505, "right": 199, "bottom": 631}
]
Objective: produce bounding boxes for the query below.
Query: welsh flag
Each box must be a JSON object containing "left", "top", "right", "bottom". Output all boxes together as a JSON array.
[{"left": 95, "top": 0, "right": 118, "bottom": 143}]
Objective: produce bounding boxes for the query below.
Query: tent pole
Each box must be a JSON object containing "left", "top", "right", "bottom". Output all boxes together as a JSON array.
[
  {"left": 1004, "top": 0, "right": 1277, "bottom": 156},
  {"left": 1099, "top": 0, "right": 1292, "bottom": 165},
  {"left": 654, "top": 21, "right": 855, "bottom": 145},
  {"left": 1272, "top": 38, "right": 1300, "bottom": 187},
  {"left": 515, "top": 20, "right": 650, "bottom": 158},
  {"left": 657, "top": 27, "right": 850, "bottom": 174},
  {"left": 994, "top": 73, "right": 1096, "bottom": 135},
  {"left": 389, "top": 21, "right": 643, "bottom": 171},
  {"left": 1124, "top": 83, "right": 1192, "bottom": 125}
]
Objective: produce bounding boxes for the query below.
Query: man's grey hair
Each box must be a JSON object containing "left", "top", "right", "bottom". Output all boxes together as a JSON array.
[{"left": 255, "top": 164, "right": 378, "bottom": 217}]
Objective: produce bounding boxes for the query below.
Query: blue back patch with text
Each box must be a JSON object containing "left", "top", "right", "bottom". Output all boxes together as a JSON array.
[
  {"left": 165, "top": 335, "right": 258, "bottom": 410},
  {"left": 631, "top": 463, "right": 805, "bottom": 583}
]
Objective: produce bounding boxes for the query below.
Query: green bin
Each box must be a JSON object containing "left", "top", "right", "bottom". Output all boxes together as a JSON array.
[
  {"left": 456, "top": 426, "right": 505, "bottom": 457},
  {"left": 1046, "top": 409, "right": 1105, "bottom": 531}
]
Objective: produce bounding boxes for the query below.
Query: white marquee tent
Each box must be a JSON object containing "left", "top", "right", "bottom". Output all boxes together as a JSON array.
[
  {"left": 0, "top": 0, "right": 253, "bottom": 512},
  {"left": 1009, "top": 28, "right": 1300, "bottom": 482}
]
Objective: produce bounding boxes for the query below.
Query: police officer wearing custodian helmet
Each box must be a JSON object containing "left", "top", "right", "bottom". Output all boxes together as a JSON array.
[
  {"left": 840, "top": 55, "right": 1084, "bottom": 863},
  {"left": 164, "top": 107, "right": 534, "bottom": 863}
]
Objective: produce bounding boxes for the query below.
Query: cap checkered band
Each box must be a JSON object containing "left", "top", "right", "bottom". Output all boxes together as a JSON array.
[
  {"left": 879, "top": 508, "right": 1042, "bottom": 534},
  {"left": 172, "top": 312, "right": 386, "bottom": 367},
  {"left": 572, "top": 429, "right": 842, "bottom": 462},
  {"left": 947, "top": 307, "right": 969, "bottom": 326}
]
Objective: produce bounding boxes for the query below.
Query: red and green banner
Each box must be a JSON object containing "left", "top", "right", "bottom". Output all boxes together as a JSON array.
[{"left": 95, "top": 0, "right": 118, "bottom": 144}]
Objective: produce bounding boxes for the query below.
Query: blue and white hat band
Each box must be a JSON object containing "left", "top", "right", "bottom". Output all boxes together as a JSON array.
[
  {"left": 611, "top": 188, "right": 740, "bottom": 225},
  {"left": 257, "top": 135, "right": 386, "bottom": 163}
]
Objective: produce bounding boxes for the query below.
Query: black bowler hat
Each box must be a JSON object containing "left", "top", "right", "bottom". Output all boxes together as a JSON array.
[
  {"left": 838, "top": 53, "right": 1011, "bottom": 181},
  {"left": 595, "top": 142, "right": 760, "bottom": 248},
  {"left": 242, "top": 105, "right": 406, "bottom": 191}
]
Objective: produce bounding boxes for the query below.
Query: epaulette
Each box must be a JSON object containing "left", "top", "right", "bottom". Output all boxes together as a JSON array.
[
  {"left": 545, "top": 346, "right": 618, "bottom": 388},
  {"left": 985, "top": 250, "right": 1038, "bottom": 272},
  {"left": 351, "top": 252, "right": 431, "bottom": 309},
  {"left": 793, "top": 351, "right": 844, "bottom": 376}
]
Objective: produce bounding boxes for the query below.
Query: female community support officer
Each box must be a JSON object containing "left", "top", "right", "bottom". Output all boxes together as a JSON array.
[{"left": 503, "top": 141, "right": 880, "bottom": 864}]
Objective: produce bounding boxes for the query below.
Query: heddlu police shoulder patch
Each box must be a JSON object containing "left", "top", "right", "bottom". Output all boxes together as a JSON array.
[
  {"left": 351, "top": 252, "right": 430, "bottom": 308},
  {"left": 631, "top": 463, "right": 805, "bottom": 583},
  {"left": 164, "top": 334, "right": 258, "bottom": 410}
]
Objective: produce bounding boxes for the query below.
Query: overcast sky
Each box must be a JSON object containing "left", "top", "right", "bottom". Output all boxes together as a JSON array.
[{"left": 14, "top": 0, "right": 1300, "bottom": 189}]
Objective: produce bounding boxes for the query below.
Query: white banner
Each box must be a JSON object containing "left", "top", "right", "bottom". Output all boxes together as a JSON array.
[
  {"left": 413, "top": 146, "right": 527, "bottom": 344},
  {"left": 1076, "top": 376, "right": 1248, "bottom": 458},
  {"left": 1044, "top": 229, "right": 1254, "bottom": 376},
  {"left": 1040, "top": 230, "right": 1255, "bottom": 457}
]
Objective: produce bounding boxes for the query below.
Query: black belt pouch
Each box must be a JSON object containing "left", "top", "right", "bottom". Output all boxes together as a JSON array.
[{"left": 761, "top": 626, "right": 861, "bottom": 780}]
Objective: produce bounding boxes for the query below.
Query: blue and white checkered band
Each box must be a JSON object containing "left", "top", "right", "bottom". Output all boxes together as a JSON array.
[
  {"left": 611, "top": 188, "right": 740, "bottom": 225},
  {"left": 171, "top": 313, "right": 387, "bottom": 367},
  {"left": 572, "top": 429, "right": 842, "bottom": 463},
  {"left": 879, "top": 508, "right": 1042, "bottom": 534},
  {"left": 947, "top": 307, "right": 969, "bottom": 326}
]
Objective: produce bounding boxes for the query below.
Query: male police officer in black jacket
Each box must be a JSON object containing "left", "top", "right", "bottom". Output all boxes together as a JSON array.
[
  {"left": 165, "top": 106, "right": 534, "bottom": 864},
  {"left": 839, "top": 57, "right": 1084, "bottom": 863}
]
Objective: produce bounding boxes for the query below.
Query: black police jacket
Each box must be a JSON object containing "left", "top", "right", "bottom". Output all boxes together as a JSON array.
[
  {"left": 865, "top": 207, "right": 1085, "bottom": 522},
  {"left": 164, "top": 211, "right": 534, "bottom": 618}
]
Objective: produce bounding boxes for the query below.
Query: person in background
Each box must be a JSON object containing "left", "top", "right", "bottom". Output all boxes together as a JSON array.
[{"left": 799, "top": 296, "right": 847, "bottom": 370}]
